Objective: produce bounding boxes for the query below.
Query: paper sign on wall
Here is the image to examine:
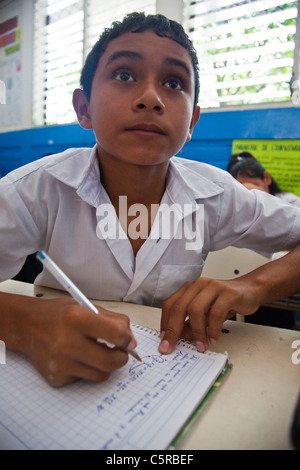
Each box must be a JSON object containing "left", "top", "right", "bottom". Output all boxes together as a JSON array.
[
  {"left": 0, "top": 14, "right": 22, "bottom": 127},
  {"left": 232, "top": 140, "right": 300, "bottom": 196}
]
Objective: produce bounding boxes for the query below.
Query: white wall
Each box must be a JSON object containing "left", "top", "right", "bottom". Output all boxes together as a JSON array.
[
  {"left": 156, "top": 0, "right": 183, "bottom": 23},
  {"left": 0, "top": 0, "right": 34, "bottom": 132}
]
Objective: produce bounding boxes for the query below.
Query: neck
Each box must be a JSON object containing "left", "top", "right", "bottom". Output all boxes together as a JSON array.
[
  {"left": 97, "top": 153, "right": 169, "bottom": 256},
  {"left": 98, "top": 156, "right": 169, "bottom": 208}
]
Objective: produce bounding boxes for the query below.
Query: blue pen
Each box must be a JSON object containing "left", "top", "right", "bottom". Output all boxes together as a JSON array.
[{"left": 36, "top": 250, "right": 141, "bottom": 362}]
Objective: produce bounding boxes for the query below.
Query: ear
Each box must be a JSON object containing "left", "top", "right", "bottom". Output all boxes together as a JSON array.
[
  {"left": 186, "top": 106, "right": 200, "bottom": 142},
  {"left": 264, "top": 171, "right": 273, "bottom": 186},
  {"left": 72, "top": 88, "right": 92, "bottom": 129}
]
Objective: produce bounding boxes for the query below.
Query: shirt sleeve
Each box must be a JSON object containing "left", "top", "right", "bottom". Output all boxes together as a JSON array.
[
  {"left": 0, "top": 176, "right": 43, "bottom": 281},
  {"left": 276, "top": 192, "right": 300, "bottom": 209},
  {"left": 209, "top": 174, "right": 300, "bottom": 253}
]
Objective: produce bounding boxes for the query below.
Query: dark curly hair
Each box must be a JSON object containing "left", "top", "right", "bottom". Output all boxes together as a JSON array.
[
  {"left": 80, "top": 12, "right": 200, "bottom": 111},
  {"left": 227, "top": 152, "right": 282, "bottom": 195}
]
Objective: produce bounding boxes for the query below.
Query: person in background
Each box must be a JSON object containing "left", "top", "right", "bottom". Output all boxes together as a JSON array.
[
  {"left": 227, "top": 151, "right": 300, "bottom": 207},
  {"left": 228, "top": 151, "right": 300, "bottom": 329}
]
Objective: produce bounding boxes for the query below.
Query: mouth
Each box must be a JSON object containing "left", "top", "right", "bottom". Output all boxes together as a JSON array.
[{"left": 125, "top": 123, "right": 166, "bottom": 136}]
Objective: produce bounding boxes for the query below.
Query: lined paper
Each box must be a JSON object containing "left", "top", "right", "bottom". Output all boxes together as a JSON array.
[{"left": 0, "top": 324, "right": 228, "bottom": 450}]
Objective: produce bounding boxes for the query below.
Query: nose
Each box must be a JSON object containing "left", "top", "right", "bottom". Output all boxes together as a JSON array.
[{"left": 133, "top": 82, "right": 165, "bottom": 113}]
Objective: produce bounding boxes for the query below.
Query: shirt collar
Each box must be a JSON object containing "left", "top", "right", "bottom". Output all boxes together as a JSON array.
[
  {"left": 167, "top": 157, "right": 224, "bottom": 203},
  {"left": 44, "top": 146, "right": 224, "bottom": 207},
  {"left": 44, "top": 145, "right": 101, "bottom": 206}
]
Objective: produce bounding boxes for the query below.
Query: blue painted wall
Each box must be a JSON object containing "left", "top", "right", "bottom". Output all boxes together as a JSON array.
[{"left": 0, "top": 107, "right": 299, "bottom": 177}]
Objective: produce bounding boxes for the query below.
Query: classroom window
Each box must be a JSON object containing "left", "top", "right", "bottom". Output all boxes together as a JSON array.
[
  {"left": 32, "top": 0, "right": 300, "bottom": 126},
  {"left": 183, "top": 0, "right": 300, "bottom": 108},
  {"left": 33, "top": 0, "right": 156, "bottom": 126},
  {"left": 83, "top": 0, "right": 156, "bottom": 59}
]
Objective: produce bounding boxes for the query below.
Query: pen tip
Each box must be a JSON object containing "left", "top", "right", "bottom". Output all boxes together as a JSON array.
[{"left": 131, "top": 350, "right": 142, "bottom": 362}]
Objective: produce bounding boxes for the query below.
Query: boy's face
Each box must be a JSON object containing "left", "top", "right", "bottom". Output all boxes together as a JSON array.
[{"left": 74, "top": 30, "right": 200, "bottom": 168}]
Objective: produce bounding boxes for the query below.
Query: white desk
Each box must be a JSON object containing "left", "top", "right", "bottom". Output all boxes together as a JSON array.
[{"left": 0, "top": 280, "right": 300, "bottom": 450}]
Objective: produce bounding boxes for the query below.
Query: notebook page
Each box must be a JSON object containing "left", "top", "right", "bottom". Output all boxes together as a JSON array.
[{"left": 0, "top": 324, "right": 228, "bottom": 450}]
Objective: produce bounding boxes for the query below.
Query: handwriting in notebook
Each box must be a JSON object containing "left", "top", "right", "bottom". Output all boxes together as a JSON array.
[
  {"left": 96, "top": 350, "right": 198, "bottom": 414},
  {"left": 94, "top": 347, "right": 216, "bottom": 450},
  {"left": 0, "top": 324, "right": 228, "bottom": 450}
]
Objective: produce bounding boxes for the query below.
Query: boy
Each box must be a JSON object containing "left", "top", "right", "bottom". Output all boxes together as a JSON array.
[{"left": 1, "top": 12, "right": 300, "bottom": 387}]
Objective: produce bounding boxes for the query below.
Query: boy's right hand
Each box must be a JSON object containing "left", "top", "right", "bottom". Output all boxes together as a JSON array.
[{"left": 20, "top": 297, "right": 136, "bottom": 387}]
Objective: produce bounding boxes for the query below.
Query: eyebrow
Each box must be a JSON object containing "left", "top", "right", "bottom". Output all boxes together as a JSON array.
[
  {"left": 106, "top": 50, "right": 142, "bottom": 66},
  {"left": 164, "top": 57, "right": 191, "bottom": 78},
  {"left": 106, "top": 50, "right": 191, "bottom": 77}
]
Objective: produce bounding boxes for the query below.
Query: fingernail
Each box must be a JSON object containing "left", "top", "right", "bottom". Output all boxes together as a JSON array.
[
  {"left": 160, "top": 331, "right": 165, "bottom": 340},
  {"left": 159, "top": 339, "right": 170, "bottom": 353},
  {"left": 126, "top": 339, "right": 137, "bottom": 351},
  {"left": 209, "top": 338, "right": 217, "bottom": 345},
  {"left": 196, "top": 341, "right": 205, "bottom": 352}
]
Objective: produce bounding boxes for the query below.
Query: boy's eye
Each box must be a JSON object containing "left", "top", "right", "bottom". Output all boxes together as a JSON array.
[
  {"left": 114, "top": 70, "right": 134, "bottom": 82},
  {"left": 164, "top": 79, "right": 182, "bottom": 90}
]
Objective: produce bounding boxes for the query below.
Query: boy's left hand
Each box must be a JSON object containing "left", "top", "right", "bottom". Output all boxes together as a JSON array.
[{"left": 159, "top": 277, "right": 262, "bottom": 354}]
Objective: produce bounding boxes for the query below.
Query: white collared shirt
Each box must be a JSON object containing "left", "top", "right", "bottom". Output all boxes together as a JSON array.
[
  {"left": 276, "top": 191, "right": 300, "bottom": 208},
  {"left": 1, "top": 145, "right": 300, "bottom": 307}
]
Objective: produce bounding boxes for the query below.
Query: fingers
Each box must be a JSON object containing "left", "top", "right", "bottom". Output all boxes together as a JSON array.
[
  {"left": 43, "top": 341, "right": 129, "bottom": 387},
  {"left": 28, "top": 299, "right": 137, "bottom": 387},
  {"left": 180, "top": 318, "right": 193, "bottom": 342},
  {"left": 160, "top": 279, "right": 213, "bottom": 353},
  {"left": 83, "top": 306, "right": 137, "bottom": 351},
  {"left": 159, "top": 281, "right": 194, "bottom": 353},
  {"left": 188, "top": 280, "right": 224, "bottom": 351},
  {"left": 159, "top": 278, "right": 241, "bottom": 355},
  {"left": 58, "top": 302, "right": 137, "bottom": 353}
]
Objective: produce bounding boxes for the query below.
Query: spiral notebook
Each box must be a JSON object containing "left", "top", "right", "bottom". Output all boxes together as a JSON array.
[{"left": 0, "top": 324, "right": 230, "bottom": 450}]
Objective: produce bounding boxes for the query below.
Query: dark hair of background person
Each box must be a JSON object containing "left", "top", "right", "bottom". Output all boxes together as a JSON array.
[{"left": 227, "top": 151, "right": 282, "bottom": 195}]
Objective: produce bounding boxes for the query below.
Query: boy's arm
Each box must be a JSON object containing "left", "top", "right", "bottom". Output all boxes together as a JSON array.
[
  {"left": 159, "top": 243, "right": 300, "bottom": 354},
  {"left": 0, "top": 292, "right": 137, "bottom": 386}
]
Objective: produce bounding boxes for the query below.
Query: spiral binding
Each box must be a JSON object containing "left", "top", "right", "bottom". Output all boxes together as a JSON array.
[{"left": 131, "top": 323, "right": 229, "bottom": 357}]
